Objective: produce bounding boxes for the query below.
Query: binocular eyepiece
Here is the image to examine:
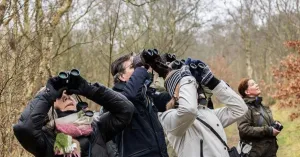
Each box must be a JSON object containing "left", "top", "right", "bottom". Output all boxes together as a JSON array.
[
  {"left": 170, "top": 60, "right": 184, "bottom": 70},
  {"left": 146, "top": 49, "right": 159, "bottom": 56},
  {"left": 166, "top": 53, "right": 176, "bottom": 63},
  {"left": 189, "top": 63, "right": 206, "bottom": 70},
  {"left": 58, "top": 69, "right": 80, "bottom": 85}
]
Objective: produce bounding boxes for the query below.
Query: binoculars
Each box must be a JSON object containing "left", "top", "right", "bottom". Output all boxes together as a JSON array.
[
  {"left": 58, "top": 69, "right": 80, "bottom": 86},
  {"left": 170, "top": 60, "right": 184, "bottom": 70},
  {"left": 77, "top": 101, "right": 93, "bottom": 117},
  {"left": 189, "top": 62, "right": 206, "bottom": 70},
  {"left": 142, "top": 49, "right": 161, "bottom": 63},
  {"left": 163, "top": 53, "right": 176, "bottom": 63}
]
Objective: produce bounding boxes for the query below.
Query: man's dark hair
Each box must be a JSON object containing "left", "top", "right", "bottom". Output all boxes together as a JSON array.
[
  {"left": 238, "top": 78, "right": 250, "bottom": 98},
  {"left": 111, "top": 53, "right": 132, "bottom": 83}
]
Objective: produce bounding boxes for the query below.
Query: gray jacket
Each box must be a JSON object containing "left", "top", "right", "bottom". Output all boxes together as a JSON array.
[{"left": 159, "top": 76, "right": 248, "bottom": 157}]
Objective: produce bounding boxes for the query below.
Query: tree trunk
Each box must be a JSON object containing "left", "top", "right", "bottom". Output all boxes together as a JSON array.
[{"left": 0, "top": 0, "right": 7, "bottom": 27}]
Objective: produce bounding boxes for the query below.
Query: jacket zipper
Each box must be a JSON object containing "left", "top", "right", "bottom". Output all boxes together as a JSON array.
[{"left": 200, "top": 139, "right": 203, "bottom": 157}]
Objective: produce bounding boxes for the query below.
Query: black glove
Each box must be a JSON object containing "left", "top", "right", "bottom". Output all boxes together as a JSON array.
[
  {"left": 141, "top": 49, "right": 171, "bottom": 78},
  {"left": 132, "top": 53, "right": 149, "bottom": 69},
  {"left": 185, "top": 58, "right": 214, "bottom": 86},
  {"left": 66, "top": 75, "right": 98, "bottom": 99},
  {"left": 45, "top": 76, "right": 67, "bottom": 103}
]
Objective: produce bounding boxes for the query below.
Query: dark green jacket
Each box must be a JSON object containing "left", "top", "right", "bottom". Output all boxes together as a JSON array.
[
  {"left": 237, "top": 97, "right": 275, "bottom": 141},
  {"left": 237, "top": 97, "right": 279, "bottom": 157}
]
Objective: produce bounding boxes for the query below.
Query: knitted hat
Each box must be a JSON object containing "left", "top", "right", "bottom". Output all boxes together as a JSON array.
[{"left": 164, "top": 70, "right": 182, "bottom": 97}]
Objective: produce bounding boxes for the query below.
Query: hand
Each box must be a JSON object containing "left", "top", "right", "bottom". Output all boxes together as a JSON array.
[
  {"left": 132, "top": 53, "right": 149, "bottom": 69},
  {"left": 66, "top": 75, "right": 95, "bottom": 99},
  {"left": 272, "top": 127, "right": 281, "bottom": 136},
  {"left": 185, "top": 58, "right": 214, "bottom": 86},
  {"left": 140, "top": 49, "right": 171, "bottom": 78},
  {"left": 45, "top": 76, "right": 67, "bottom": 102}
]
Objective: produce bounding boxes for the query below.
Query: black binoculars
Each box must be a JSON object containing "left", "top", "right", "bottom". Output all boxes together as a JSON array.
[
  {"left": 145, "top": 49, "right": 159, "bottom": 56},
  {"left": 189, "top": 62, "right": 206, "bottom": 70},
  {"left": 58, "top": 69, "right": 80, "bottom": 85},
  {"left": 142, "top": 49, "right": 162, "bottom": 64},
  {"left": 76, "top": 101, "right": 93, "bottom": 117},
  {"left": 170, "top": 60, "right": 184, "bottom": 70}
]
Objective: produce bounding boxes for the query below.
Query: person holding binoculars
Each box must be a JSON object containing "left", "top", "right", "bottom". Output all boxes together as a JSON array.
[
  {"left": 140, "top": 50, "right": 248, "bottom": 157},
  {"left": 237, "top": 78, "right": 282, "bottom": 157},
  {"left": 109, "top": 51, "right": 172, "bottom": 157},
  {"left": 13, "top": 69, "right": 134, "bottom": 157}
]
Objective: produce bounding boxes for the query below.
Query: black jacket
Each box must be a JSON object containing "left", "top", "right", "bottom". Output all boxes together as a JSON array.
[
  {"left": 13, "top": 84, "right": 134, "bottom": 157},
  {"left": 113, "top": 67, "right": 170, "bottom": 157}
]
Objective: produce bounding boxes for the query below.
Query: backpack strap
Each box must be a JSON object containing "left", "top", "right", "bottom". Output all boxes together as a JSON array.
[{"left": 196, "top": 117, "right": 230, "bottom": 150}]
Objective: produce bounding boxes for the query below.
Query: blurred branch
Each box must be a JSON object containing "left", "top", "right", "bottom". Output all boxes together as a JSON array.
[
  {"left": 51, "top": 0, "right": 72, "bottom": 27},
  {"left": 54, "top": 0, "right": 98, "bottom": 57},
  {"left": 53, "top": 41, "right": 94, "bottom": 58},
  {"left": 123, "top": 0, "right": 157, "bottom": 7}
]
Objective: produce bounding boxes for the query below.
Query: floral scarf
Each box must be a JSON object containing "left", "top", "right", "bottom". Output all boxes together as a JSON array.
[{"left": 53, "top": 111, "right": 93, "bottom": 157}]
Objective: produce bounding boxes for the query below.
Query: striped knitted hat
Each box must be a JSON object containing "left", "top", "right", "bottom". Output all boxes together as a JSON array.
[{"left": 164, "top": 70, "right": 182, "bottom": 97}]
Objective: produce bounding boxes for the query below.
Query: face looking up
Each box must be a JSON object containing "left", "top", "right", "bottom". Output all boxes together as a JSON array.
[
  {"left": 54, "top": 92, "right": 77, "bottom": 112},
  {"left": 245, "top": 79, "right": 261, "bottom": 97},
  {"left": 119, "top": 56, "right": 134, "bottom": 82}
]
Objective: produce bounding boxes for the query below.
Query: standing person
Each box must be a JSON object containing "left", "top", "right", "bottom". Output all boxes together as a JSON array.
[
  {"left": 237, "top": 78, "right": 282, "bottom": 157},
  {"left": 13, "top": 71, "right": 134, "bottom": 157},
  {"left": 110, "top": 53, "right": 170, "bottom": 157},
  {"left": 143, "top": 54, "right": 248, "bottom": 157}
]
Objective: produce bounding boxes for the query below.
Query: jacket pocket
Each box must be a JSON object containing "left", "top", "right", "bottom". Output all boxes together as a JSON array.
[
  {"left": 200, "top": 139, "right": 203, "bottom": 157},
  {"left": 127, "top": 147, "right": 151, "bottom": 157}
]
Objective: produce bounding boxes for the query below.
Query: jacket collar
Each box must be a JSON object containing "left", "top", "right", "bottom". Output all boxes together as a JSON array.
[
  {"left": 112, "top": 81, "right": 126, "bottom": 92},
  {"left": 243, "top": 96, "right": 263, "bottom": 108}
]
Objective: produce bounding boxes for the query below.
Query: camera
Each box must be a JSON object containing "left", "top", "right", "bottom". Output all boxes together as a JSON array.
[{"left": 271, "top": 121, "right": 283, "bottom": 131}]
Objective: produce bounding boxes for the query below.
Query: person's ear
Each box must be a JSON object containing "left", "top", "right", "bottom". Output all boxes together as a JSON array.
[
  {"left": 245, "top": 89, "right": 249, "bottom": 95},
  {"left": 118, "top": 73, "right": 126, "bottom": 82}
]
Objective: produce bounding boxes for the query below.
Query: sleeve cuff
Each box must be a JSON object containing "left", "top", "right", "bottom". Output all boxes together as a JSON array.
[{"left": 206, "top": 76, "right": 220, "bottom": 90}]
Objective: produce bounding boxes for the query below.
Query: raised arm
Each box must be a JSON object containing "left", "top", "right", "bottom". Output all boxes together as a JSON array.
[
  {"left": 90, "top": 83, "right": 134, "bottom": 141},
  {"left": 212, "top": 81, "right": 248, "bottom": 127},
  {"left": 184, "top": 58, "right": 247, "bottom": 128},
  {"left": 121, "top": 67, "right": 149, "bottom": 103},
  {"left": 160, "top": 69, "right": 198, "bottom": 136},
  {"left": 13, "top": 77, "right": 63, "bottom": 156},
  {"left": 67, "top": 79, "right": 134, "bottom": 142}
]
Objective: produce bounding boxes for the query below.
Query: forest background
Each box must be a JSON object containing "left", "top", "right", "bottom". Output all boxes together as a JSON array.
[{"left": 0, "top": 0, "right": 299, "bottom": 156}]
